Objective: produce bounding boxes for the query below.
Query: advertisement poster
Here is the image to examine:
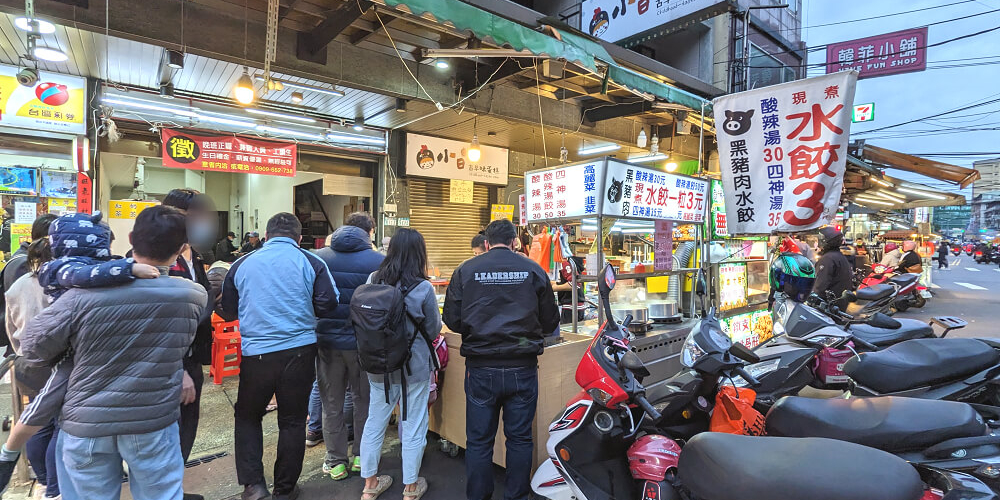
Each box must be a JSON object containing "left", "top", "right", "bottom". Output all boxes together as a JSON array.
[
  {"left": 41, "top": 170, "right": 77, "bottom": 198},
  {"left": 710, "top": 179, "right": 728, "bottom": 238},
  {"left": 580, "top": 0, "right": 729, "bottom": 44},
  {"left": 0, "top": 166, "right": 38, "bottom": 195},
  {"left": 491, "top": 204, "right": 515, "bottom": 221},
  {"left": 76, "top": 173, "right": 92, "bottom": 214},
  {"left": 525, "top": 162, "right": 605, "bottom": 222},
  {"left": 826, "top": 27, "right": 927, "bottom": 80},
  {"left": 654, "top": 220, "right": 674, "bottom": 271},
  {"left": 449, "top": 179, "right": 474, "bottom": 204},
  {"left": 47, "top": 197, "right": 76, "bottom": 215},
  {"left": 405, "top": 133, "right": 508, "bottom": 185},
  {"left": 161, "top": 129, "right": 297, "bottom": 177},
  {"left": 109, "top": 200, "right": 159, "bottom": 220},
  {"left": 0, "top": 64, "right": 86, "bottom": 135},
  {"left": 714, "top": 71, "right": 857, "bottom": 234},
  {"left": 718, "top": 263, "right": 748, "bottom": 311},
  {"left": 10, "top": 223, "right": 29, "bottom": 253},
  {"left": 721, "top": 309, "right": 774, "bottom": 349},
  {"left": 603, "top": 159, "right": 708, "bottom": 223}
]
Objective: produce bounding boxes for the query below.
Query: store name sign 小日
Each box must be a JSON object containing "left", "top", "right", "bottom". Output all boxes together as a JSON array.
[
  {"left": 161, "top": 129, "right": 297, "bottom": 177},
  {"left": 404, "top": 133, "right": 508, "bottom": 185}
]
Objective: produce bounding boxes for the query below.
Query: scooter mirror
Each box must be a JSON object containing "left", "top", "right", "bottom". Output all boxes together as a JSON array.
[
  {"left": 619, "top": 350, "right": 651, "bottom": 379},
  {"left": 598, "top": 264, "right": 617, "bottom": 296},
  {"left": 729, "top": 342, "right": 760, "bottom": 364},
  {"left": 695, "top": 270, "right": 708, "bottom": 297},
  {"left": 843, "top": 290, "right": 858, "bottom": 303}
]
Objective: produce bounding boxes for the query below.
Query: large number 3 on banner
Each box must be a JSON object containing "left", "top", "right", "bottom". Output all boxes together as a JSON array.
[{"left": 784, "top": 182, "right": 826, "bottom": 226}]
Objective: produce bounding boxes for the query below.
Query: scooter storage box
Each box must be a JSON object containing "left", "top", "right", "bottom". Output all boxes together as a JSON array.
[{"left": 814, "top": 343, "right": 854, "bottom": 385}]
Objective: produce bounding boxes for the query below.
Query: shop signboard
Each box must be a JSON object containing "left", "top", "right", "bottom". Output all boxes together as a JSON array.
[
  {"left": 519, "top": 194, "right": 527, "bottom": 225},
  {"left": 710, "top": 179, "right": 728, "bottom": 238},
  {"left": 721, "top": 309, "right": 773, "bottom": 349},
  {"left": 714, "top": 71, "right": 857, "bottom": 235},
  {"left": 47, "top": 197, "right": 76, "bottom": 215},
  {"left": 852, "top": 103, "right": 875, "bottom": 123},
  {"left": 914, "top": 206, "right": 929, "bottom": 224},
  {"left": 13, "top": 201, "right": 35, "bottom": 224},
  {"left": 161, "top": 129, "right": 297, "bottom": 177},
  {"left": 405, "top": 133, "right": 508, "bottom": 185},
  {"left": 826, "top": 27, "right": 928, "bottom": 80},
  {"left": 10, "top": 223, "right": 29, "bottom": 253},
  {"left": 525, "top": 161, "right": 605, "bottom": 222},
  {"left": 449, "top": 179, "right": 475, "bottom": 204},
  {"left": 76, "top": 173, "right": 92, "bottom": 214},
  {"left": 109, "top": 200, "right": 159, "bottom": 220},
  {"left": 580, "top": 0, "right": 731, "bottom": 45},
  {"left": 603, "top": 159, "right": 708, "bottom": 223},
  {"left": 653, "top": 220, "right": 673, "bottom": 271},
  {"left": 0, "top": 64, "right": 86, "bottom": 135},
  {"left": 491, "top": 204, "right": 515, "bottom": 221},
  {"left": 718, "top": 262, "right": 748, "bottom": 311}
]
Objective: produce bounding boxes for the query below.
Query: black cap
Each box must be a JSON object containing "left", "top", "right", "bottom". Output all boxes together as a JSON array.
[{"left": 227, "top": 231, "right": 236, "bottom": 238}]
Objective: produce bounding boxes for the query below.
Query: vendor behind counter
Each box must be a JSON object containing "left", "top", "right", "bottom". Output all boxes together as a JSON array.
[{"left": 552, "top": 256, "right": 586, "bottom": 324}]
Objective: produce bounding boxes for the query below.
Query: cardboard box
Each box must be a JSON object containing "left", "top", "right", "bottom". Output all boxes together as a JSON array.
[{"left": 428, "top": 330, "right": 593, "bottom": 468}]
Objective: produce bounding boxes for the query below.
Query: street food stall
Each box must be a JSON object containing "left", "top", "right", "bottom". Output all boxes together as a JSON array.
[{"left": 429, "top": 157, "right": 711, "bottom": 466}]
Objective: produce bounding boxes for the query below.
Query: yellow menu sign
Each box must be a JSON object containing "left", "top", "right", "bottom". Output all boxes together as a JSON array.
[
  {"left": 109, "top": 200, "right": 159, "bottom": 220},
  {"left": 491, "top": 204, "right": 515, "bottom": 221}
]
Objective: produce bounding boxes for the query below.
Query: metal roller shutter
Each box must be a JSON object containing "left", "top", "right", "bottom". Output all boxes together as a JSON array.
[{"left": 408, "top": 178, "right": 490, "bottom": 277}]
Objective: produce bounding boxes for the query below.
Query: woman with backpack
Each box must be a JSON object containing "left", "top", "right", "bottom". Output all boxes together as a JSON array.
[{"left": 357, "top": 228, "right": 440, "bottom": 500}]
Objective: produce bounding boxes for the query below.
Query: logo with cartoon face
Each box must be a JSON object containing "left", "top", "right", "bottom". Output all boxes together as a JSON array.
[
  {"left": 588, "top": 8, "right": 610, "bottom": 37},
  {"left": 35, "top": 82, "right": 69, "bottom": 106},
  {"left": 416, "top": 145, "right": 435, "bottom": 170},
  {"left": 722, "top": 109, "right": 755, "bottom": 136},
  {"left": 607, "top": 177, "right": 623, "bottom": 203}
]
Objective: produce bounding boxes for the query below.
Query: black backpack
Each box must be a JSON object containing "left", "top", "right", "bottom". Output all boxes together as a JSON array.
[{"left": 350, "top": 277, "right": 439, "bottom": 420}]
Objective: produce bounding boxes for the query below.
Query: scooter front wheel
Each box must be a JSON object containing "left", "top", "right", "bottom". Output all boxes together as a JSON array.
[
  {"left": 894, "top": 301, "right": 910, "bottom": 313},
  {"left": 914, "top": 295, "right": 927, "bottom": 308}
]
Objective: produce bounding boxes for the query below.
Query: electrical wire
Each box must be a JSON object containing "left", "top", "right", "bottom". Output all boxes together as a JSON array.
[
  {"left": 367, "top": 1, "right": 438, "bottom": 106},
  {"left": 771, "top": 0, "right": 979, "bottom": 35},
  {"left": 853, "top": 93, "right": 1000, "bottom": 134},
  {"left": 534, "top": 62, "right": 547, "bottom": 166}
]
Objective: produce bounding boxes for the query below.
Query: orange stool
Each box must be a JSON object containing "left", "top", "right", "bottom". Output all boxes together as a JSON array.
[{"left": 210, "top": 320, "right": 242, "bottom": 384}]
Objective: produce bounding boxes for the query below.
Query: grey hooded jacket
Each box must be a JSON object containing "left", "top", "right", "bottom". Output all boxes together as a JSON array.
[{"left": 19, "top": 271, "right": 207, "bottom": 438}]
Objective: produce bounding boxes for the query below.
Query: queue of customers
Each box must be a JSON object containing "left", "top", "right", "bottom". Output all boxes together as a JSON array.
[{"left": 0, "top": 192, "right": 557, "bottom": 500}]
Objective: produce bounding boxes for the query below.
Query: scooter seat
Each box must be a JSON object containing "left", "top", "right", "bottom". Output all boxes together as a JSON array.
[
  {"left": 889, "top": 273, "right": 920, "bottom": 287},
  {"left": 765, "top": 396, "right": 986, "bottom": 452},
  {"left": 855, "top": 283, "right": 894, "bottom": 302},
  {"left": 848, "top": 318, "right": 935, "bottom": 346},
  {"left": 844, "top": 338, "right": 999, "bottom": 393},
  {"left": 677, "top": 433, "right": 923, "bottom": 500}
]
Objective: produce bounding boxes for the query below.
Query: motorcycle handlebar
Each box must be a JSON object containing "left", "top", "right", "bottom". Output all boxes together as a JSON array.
[
  {"left": 850, "top": 336, "right": 879, "bottom": 351},
  {"left": 735, "top": 367, "right": 761, "bottom": 388},
  {"left": 634, "top": 394, "right": 662, "bottom": 421},
  {"left": 621, "top": 314, "right": 633, "bottom": 329}
]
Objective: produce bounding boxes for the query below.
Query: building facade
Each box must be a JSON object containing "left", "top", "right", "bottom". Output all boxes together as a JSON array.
[{"left": 972, "top": 158, "right": 1000, "bottom": 203}]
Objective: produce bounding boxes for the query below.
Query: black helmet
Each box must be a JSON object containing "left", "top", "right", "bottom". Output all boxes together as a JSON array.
[
  {"left": 770, "top": 252, "right": 816, "bottom": 303},
  {"left": 818, "top": 227, "right": 844, "bottom": 252}
]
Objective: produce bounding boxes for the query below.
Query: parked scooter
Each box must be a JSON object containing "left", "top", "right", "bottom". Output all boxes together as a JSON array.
[{"left": 859, "top": 263, "right": 927, "bottom": 312}]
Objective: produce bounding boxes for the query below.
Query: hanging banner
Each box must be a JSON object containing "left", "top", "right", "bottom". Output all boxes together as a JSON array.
[
  {"left": 0, "top": 64, "right": 86, "bottom": 135},
  {"left": 449, "top": 179, "right": 474, "bottom": 204},
  {"left": 826, "top": 27, "right": 928, "bottom": 80},
  {"left": 519, "top": 194, "right": 527, "bottom": 225},
  {"left": 491, "top": 204, "right": 515, "bottom": 221},
  {"left": 76, "top": 173, "right": 93, "bottom": 214},
  {"left": 714, "top": 71, "right": 858, "bottom": 235},
  {"left": 405, "top": 133, "right": 508, "bottom": 185},
  {"left": 602, "top": 159, "right": 708, "bottom": 223},
  {"left": 654, "top": 220, "right": 674, "bottom": 271},
  {"left": 161, "top": 129, "right": 297, "bottom": 177},
  {"left": 710, "top": 179, "right": 728, "bottom": 238}
]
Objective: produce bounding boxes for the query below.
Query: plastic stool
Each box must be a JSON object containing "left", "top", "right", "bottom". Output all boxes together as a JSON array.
[{"left": 210, "top": 320, "right": 242, "bottom": 385}]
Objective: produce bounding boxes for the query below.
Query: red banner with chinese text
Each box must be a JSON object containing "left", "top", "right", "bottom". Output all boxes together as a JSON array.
[
  {"left": 160, "top": 129, "right": 297, "bottom": 177},
  {"left": 76, "top": 173, "right": 93, "bottom": 214},
  {"left": 713, "top": 71, "right": 858, "bottom": 235}
]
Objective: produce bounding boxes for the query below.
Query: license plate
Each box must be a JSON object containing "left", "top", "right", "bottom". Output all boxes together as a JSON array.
[{"left": 921, "top": 290, "right": 932, "bottom": 298}]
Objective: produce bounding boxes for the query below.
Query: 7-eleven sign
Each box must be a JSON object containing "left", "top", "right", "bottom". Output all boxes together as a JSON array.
[{"left": 852, "top": 103, "right": 875, "bottom": 123}]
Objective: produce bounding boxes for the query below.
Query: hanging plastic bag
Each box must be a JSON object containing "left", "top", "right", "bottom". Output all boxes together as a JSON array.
[
  {"left": 529, "top": 232, "right": 552, "bottom": 272},
  {"left": 709, "top": 385, "right": 765, "bottom": 436},
  {"left": 552, "top": 229, "right": 564, "bottom": 265}
]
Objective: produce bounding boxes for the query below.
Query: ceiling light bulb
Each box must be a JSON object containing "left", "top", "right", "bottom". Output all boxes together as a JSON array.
[
  {"left": 233, "top": 71, "right": 255, "bottom": 105},
  {"left": 352, "top": 118, "right": 365, "bottom": 131},
  {"left": 650, "top": 133, "right": 659, "bottom": 154},
  {"left": 637, "top": 128, "right": 647, "bottom": 148},
  {"left": 434, "top": 60, "right": 450, "bottom": 69},
  {"left": 665, "top": 162, "right": 679, "bottom": 172},
  {"left": 290, "top": 91, "right": 304, "bottom": 104},
  {"left": 15, "top": 17, "right": 55, "bottom": 34},
  {"left": 468, "top": 135, "right": 482, "bottom": 162},
  {"left": 32, "top": 46, "right": 68, "bottom": 62},
  {"left": 166, "top": 49, "right": 184, "bottom": 69},
  {"left": 578, "top": 144, "right": 620, "bottom": 156}
]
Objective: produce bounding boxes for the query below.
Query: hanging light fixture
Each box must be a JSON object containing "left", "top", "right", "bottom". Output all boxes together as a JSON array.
[
  {"left": 637, "top": 127, "right": 647, "bottom": 148},
  {"left": 468, "top": 116, "right": 481, "bottom": 162},
  {"left": 233, "top": 69, "right": 255, "bottom": 105},
  {"left": 665, "top": 162, "right": 679, "bottom": 172},
  {"left": 353, "top": 116, "right": 365, "bottom": 131},
  {"left": 290, "top": 91, "right": 304, "bottom": 104},
  {"left": 650, "top": 126, "right": 660, "bottom": 154},
  {"left": 32, "top": 45, "right": 67, "bottom": 62},
  {"left": 14, "top": 17, "right": 55, "bottom": 34}
]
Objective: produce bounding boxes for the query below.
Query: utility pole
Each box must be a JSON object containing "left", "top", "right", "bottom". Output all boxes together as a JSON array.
[{"left": 736, "top": 3, "right": 788, "bottom": 92}]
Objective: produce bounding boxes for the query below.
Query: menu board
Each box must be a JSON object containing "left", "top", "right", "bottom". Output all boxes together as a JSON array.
[
  {"left": 710, "top": 179, "right": 728, "bottom": 238},
  {"left": 525, "top": 162, "right": 604, "bottom": 222},
  {"left": 718, "top": 262, "right": 748, "bottom": 311},
  {"left": 654, "top": 220, "right": 673, "bottom": 271},
  {"left": 721, "top": 309, "right": 774, "bottom": 349},
  {"left": 603, "top": 159, "right": 708, "bottom": 222}
]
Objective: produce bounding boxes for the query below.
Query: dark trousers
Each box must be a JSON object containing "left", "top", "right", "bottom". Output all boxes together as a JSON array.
[
  {"left": 25, "top": 418, "right": 59, "bottom": 497},
  {"left": 179, "top": 356, "right": 205, "bottom": 462},
  {"left": 234, "top": 344, "right": 317, "bottom": 495},
  {"left": 939, "top": 254, "right": 949, "bottom": 268},
  {"left": 465, "top": 366, "right": 538, "bottom": 500}
]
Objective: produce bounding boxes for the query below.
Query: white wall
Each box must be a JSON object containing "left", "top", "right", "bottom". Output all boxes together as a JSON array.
[
  {"left": 237, "top": 171, "right": 323, "bottom": 234},
  {"left": 203, "top": 172, "right": 231, "bottom": 212}
]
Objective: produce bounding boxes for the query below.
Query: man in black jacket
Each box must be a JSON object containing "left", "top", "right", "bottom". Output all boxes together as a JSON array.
[
  {"left": 813, "top": 227, "right": 854, "bottom": 310},
  {"left": 443, "top": 219, "right": 560, "bottom": 500}
]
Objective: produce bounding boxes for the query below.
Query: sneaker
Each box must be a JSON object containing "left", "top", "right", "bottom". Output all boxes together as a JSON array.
[
  {"left": 305, "top": 431, "right": 324, "bottom": 447},
  {"left": 241, "top": 482, "right": 271, "bottom": 500},
  {"left": 272, "top": 486, "right": 300, "bottom": 500},
  {"left": 0, "top": 459, "right": 17, "bottom": 494},
  {"left": 326, "top": 463, "right": 348, "bottom": 481},
  {"left": 351, "top": 456, "right": 361, "bottom": 473}
]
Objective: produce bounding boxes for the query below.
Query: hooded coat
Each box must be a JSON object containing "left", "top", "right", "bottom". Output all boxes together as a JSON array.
[{"left": 314, "top": 225, "right": 385, "bottom": 350}]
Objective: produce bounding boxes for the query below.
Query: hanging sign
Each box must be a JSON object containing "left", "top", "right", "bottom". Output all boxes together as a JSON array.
[
  {"left": 14, "top": 201, "right": 35, "bottom": 224},
  {"left": 491, "top": 204, "right": 515, "bottom": 221},
  {"left": 109, "top": 200, "right": 159, "bottom": 220},
  {"left": 519, "top": 194, "right": 527, "bottom": 225},
  {"left": 0, "top": 64, "right": 86, "bottom": 135},
  {"left": 714, "top": 71, "right": 857, "bottom": 235},
  {"left": 602, "top": 159, "right": 708, "bottom": 223},
  {"left": 580, "top": 0, "right": 730, "bottom": 45},
  {"left": 654, "top": 220, "right": 674, "bottom": 271},
  {"left": 710, "top": 179, "right": 728, "bottom": 238},
  {"left": 47, "top": 198, "right": 76, "bottom": 215},
  {"left": 449, "top": 179, "right": 475, "bottom": 204},
  {"left": 76, "top": 173, "right": 93, "bottom": 214},
  {"left": 826, "top": 27, "right": 928, "bottom": 80},
  {"left": 161, "top": 129, "right": 297, "bottom": 177},
  {"left": 405, "top": 133, "right": 508, "bottom": 185},
  {"left": 525, "top": 162, "right": 605, "bottom": 222},
  {"left": 397, "top": 217, "right": 410, "bottom": 227}
]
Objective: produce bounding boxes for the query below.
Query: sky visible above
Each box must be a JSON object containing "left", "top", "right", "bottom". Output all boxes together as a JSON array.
[{"left": 802, "top": 0, "right": 1000, "bottom": 195}]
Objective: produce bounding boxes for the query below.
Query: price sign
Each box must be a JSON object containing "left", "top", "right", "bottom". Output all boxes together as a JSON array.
[{"left": 449, "top": 179, "right": 474, "bottom": 204}]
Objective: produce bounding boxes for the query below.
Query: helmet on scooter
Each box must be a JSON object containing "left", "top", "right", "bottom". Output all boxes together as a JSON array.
[
  {"left": 770, "top": 252, "right": 816, "bottom": 303},
  {"left": 627, "top": 435, "right": 681, "bottom": 482}
]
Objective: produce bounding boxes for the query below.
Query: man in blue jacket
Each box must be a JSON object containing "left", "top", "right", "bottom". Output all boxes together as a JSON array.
[
  {"left": 221, "top": 213, "right": 339, "bottom": 500},
  {"left": 313, "top": 212, "right": 384, "bottom": 480}
]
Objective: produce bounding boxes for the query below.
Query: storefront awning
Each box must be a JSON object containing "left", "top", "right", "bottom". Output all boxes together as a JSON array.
[
  {"left": 382, "top": 0, "right": 712, "bottom": 112},
  {"left": 855, "top": 143, "right": 981, "bottom": 189},
  {"left": 846, "top": 172, "right": 966, "bottom": 210}
]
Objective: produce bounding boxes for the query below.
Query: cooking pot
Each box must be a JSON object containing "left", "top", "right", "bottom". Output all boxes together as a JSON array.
[
  {"left": 612, "top": 305, "right": 649, "bottom": 324},
  {"left": 646, "top": 300, "right": 678, "bottom": 319}
]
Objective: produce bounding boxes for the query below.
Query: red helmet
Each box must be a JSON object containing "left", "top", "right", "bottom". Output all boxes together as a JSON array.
[
  {"left": 627, "top": 435, "right": 681, "bottom": 481},
  {"left": 885, "top": 242, "right": 898, "bottom": 252}
]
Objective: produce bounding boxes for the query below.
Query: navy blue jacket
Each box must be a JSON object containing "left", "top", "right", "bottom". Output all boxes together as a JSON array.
[{"left": 314, "top": 226, "right": 384, "bottom": 350}]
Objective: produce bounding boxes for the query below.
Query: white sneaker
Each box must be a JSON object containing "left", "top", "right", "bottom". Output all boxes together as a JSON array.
[{"left": 32, "top": 485, "right": 45, "bottom": 500}]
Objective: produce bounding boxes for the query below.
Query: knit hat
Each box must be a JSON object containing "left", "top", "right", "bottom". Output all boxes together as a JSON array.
[{"left": 48, "top": 211, "right": 112, "bottom": 260}]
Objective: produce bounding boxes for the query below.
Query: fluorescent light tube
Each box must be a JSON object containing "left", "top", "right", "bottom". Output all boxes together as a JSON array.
[
  {"left": 628, "top": 153, "right": 669, "bottom": 163},
  {"left": 255, "top": 124, "right": 324, "bottom": 141},
  {"left": 196, "top": 114, "right": 257, "bottom": 128},
  {"left": 246, "top": 108, "right": 316, "bottom": 123},
  {"left": 326, "top": 133, "right": 386, "bottom": 146},
  {"left": 103, "top": 98, "right": 197, "bottom": 117},
  {"left": 578, "top": 144, "right": 620, "bottom": 155},
  {"left": 896, "top": 187, "right": 948, "bottom": 200}
]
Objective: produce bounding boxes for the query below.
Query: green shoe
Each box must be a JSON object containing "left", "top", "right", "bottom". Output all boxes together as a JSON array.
[
  {"left": 328, "top": 463, "right": 348, "bottom": 481},
  {"left": 351, "top": 456, "right": 362, "bottom": 473}
]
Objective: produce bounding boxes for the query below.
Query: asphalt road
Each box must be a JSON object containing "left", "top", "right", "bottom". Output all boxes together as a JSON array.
[{"left": 896, "top": 255, "right": 1000, "bottom": 339}]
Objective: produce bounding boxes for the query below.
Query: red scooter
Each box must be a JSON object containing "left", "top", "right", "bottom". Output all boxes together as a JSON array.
[{"left": 860, "top": 263, "right": 927, "bottom": 312}]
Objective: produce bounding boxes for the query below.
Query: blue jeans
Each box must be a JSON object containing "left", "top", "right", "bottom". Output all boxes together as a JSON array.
[
  {"left": 360, "top": 376, "right": 430, "bottom": 485},
  {"left": 25, "top": 419, "right": 59, "bottom": 497},
  {"left": 307, "top": 381, "right": 355, "bottom": 435},
  {"left": 465, "top": 366, "right": 538, "bottom": 500},
  {"left": 56, "top": 422, "right": 184, "bottom": 500}
]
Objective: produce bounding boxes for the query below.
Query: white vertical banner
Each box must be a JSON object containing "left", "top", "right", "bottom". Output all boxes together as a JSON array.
[{"left": 713, "top": 71, "right": 858, "bottom": 235}]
